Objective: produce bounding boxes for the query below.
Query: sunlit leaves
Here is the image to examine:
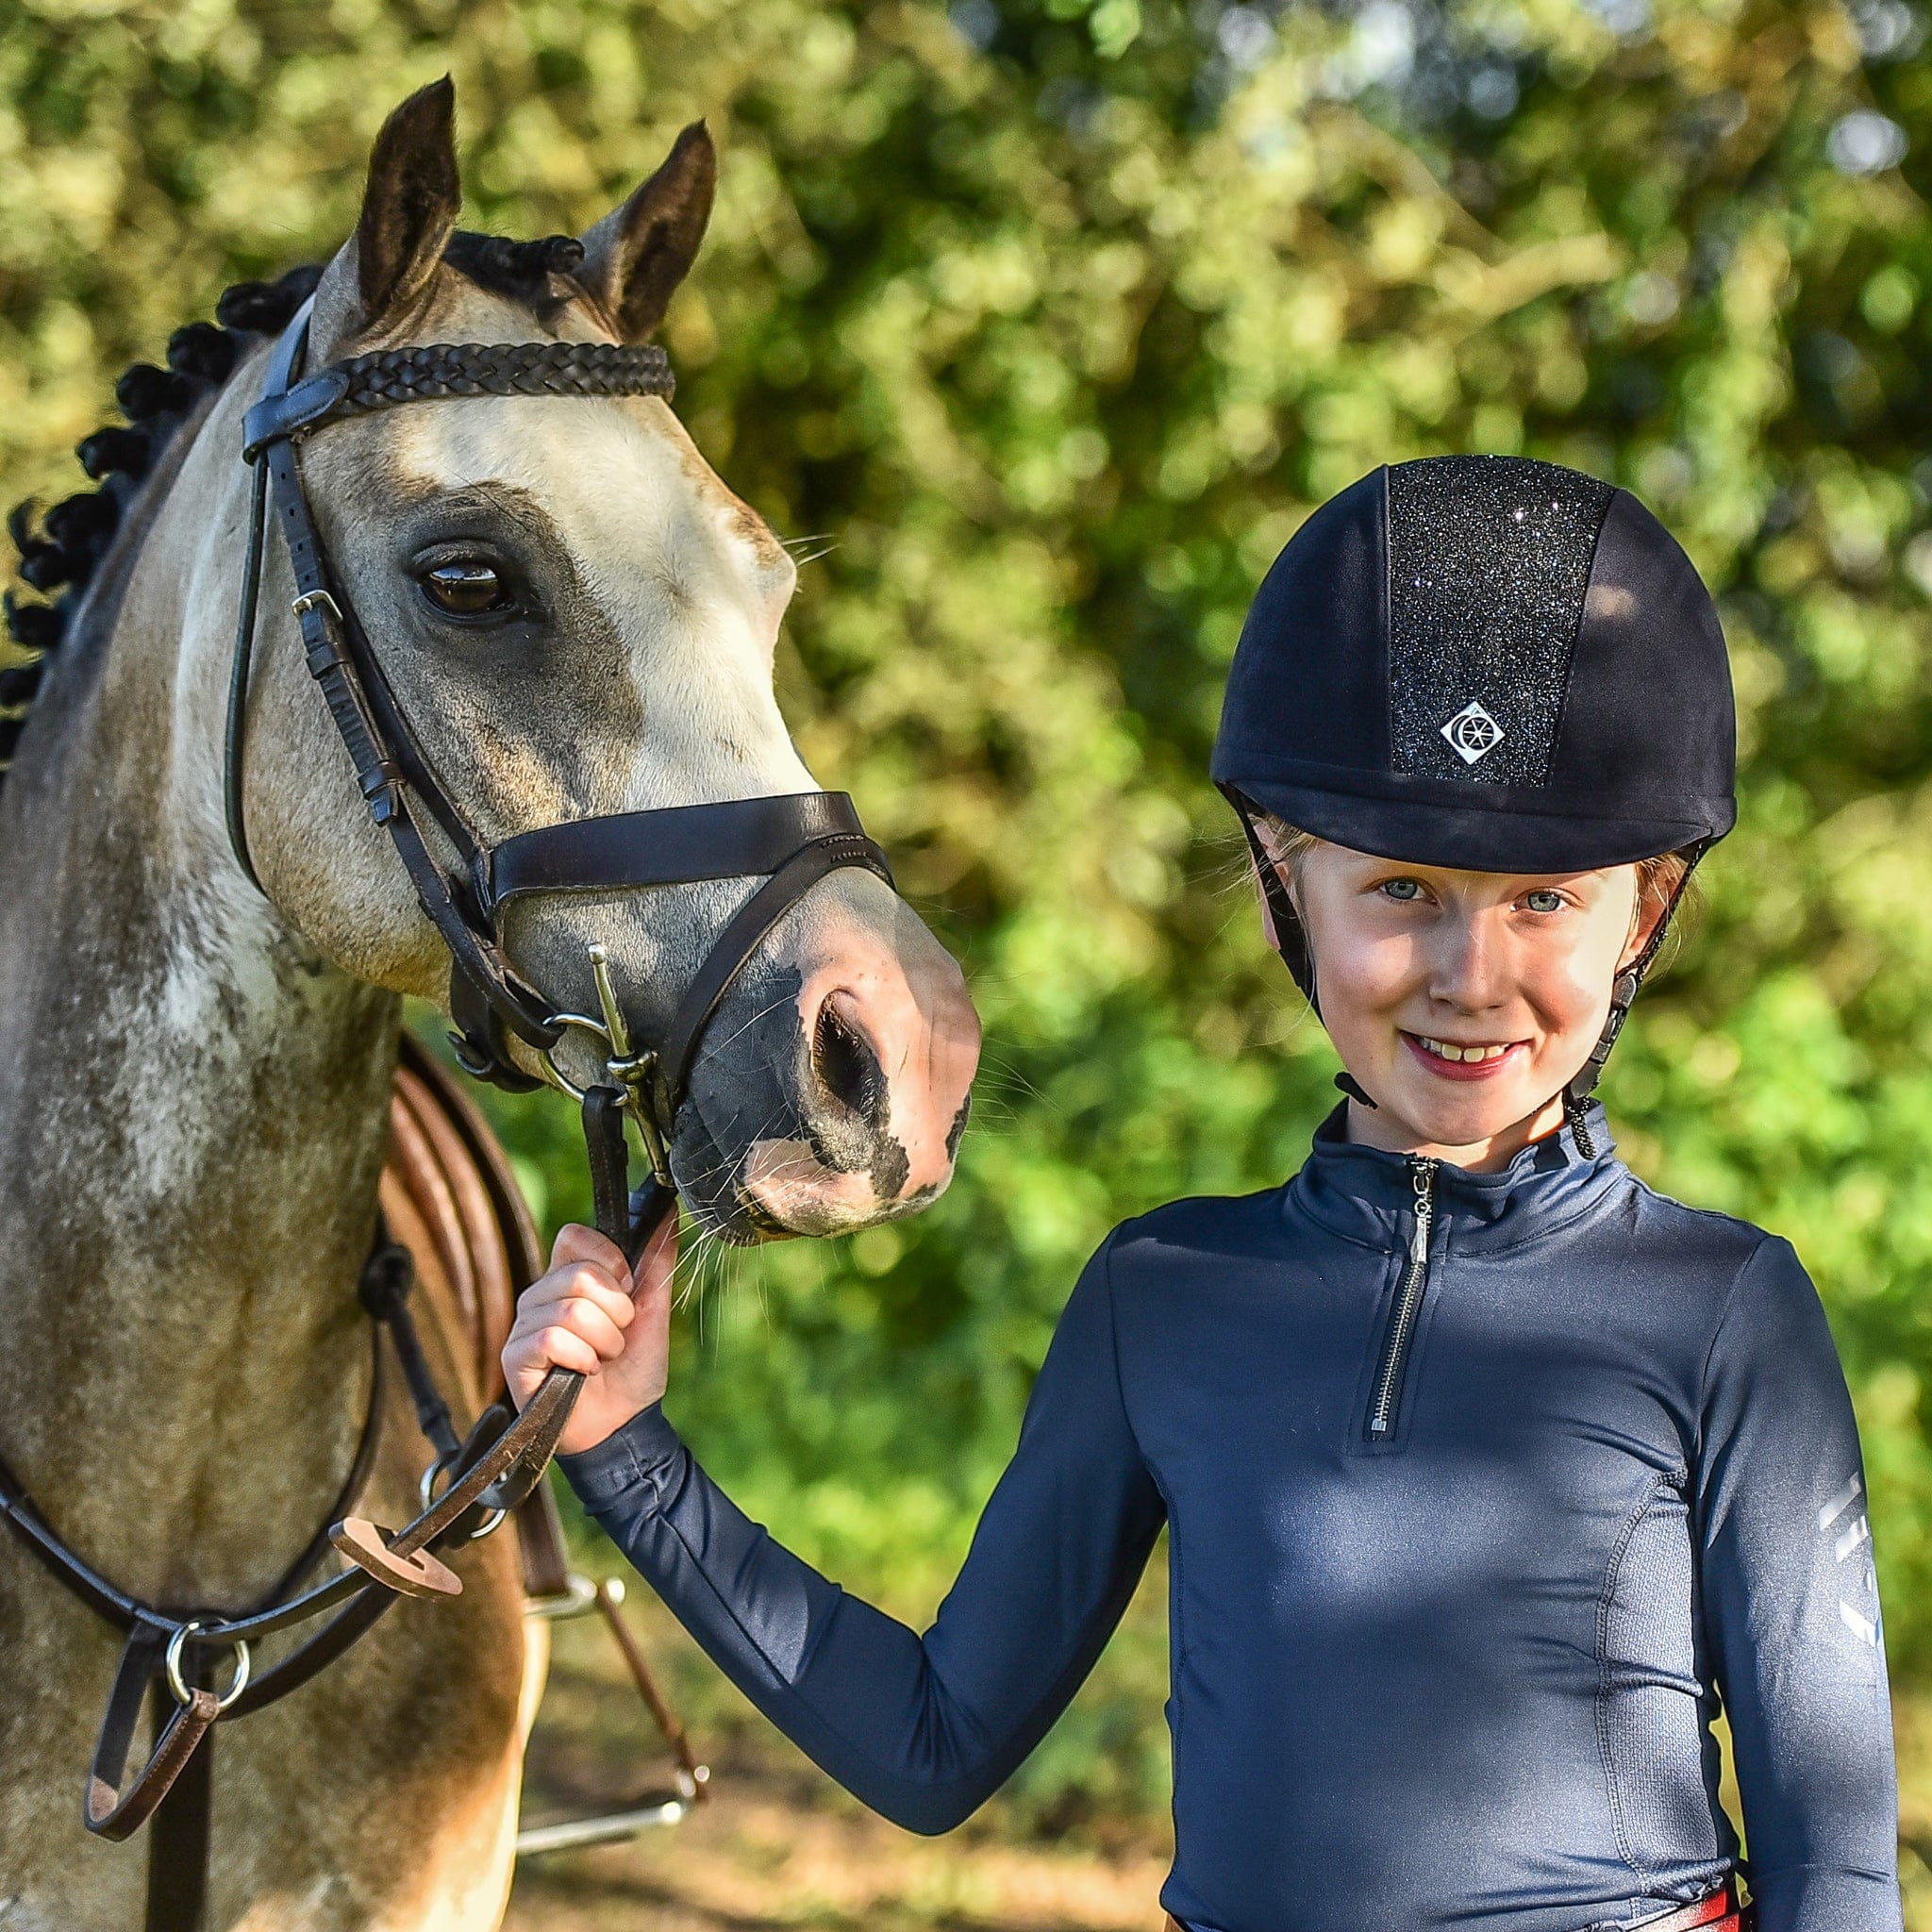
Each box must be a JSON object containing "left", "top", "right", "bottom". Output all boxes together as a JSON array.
[{"left": 16, "top": 0, "right": 1932, "bottom": 1807}]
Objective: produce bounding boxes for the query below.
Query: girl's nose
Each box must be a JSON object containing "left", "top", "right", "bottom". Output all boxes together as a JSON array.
[{"left": 1424, "top": 908, "right": 1513, "bottom": 1011}]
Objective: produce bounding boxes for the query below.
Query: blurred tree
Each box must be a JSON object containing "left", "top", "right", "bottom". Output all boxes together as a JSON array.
[{"left": 9, "top": 0, "right": 1932, "bottom": 1821}]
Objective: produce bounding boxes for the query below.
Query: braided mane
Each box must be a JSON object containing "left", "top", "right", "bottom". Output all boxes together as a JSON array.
[
  {"left": 2, "top": 264, "right": 325, "bottom": 779},
  {"left": 2, "top": 234, "right": 597, "bottom": 786}
]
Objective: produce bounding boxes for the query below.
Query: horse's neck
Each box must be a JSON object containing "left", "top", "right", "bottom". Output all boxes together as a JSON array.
[{"left": 0, "top": 371, "right": 399, "bottom": 1607}]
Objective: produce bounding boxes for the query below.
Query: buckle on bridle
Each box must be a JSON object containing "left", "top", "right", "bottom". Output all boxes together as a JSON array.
[
  {"left": 291, "top": 588, "right": 343, "bottom": 624},
  {"left": 535, "top": 942, "right": 671, "bottom": 1185}
]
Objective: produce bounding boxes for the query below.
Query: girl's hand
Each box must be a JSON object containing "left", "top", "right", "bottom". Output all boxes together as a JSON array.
[{"left": 501, "top": 1212, "right": 676, "bottom": 1456}]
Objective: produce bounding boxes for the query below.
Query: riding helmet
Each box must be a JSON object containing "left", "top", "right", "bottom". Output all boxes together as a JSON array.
[{"left": 1211, "top": 454, "right": 1737, "bottom": 1106}]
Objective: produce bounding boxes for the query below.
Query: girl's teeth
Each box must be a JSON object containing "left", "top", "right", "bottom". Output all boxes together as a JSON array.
[{"left": 1419, "top": 1037, "right": 1512, "bottom": 1063}]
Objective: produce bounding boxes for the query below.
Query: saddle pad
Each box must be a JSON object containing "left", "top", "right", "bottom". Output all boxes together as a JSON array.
[
  {"left": 382, "top": 1030, "right": 542, "bottom": 1405},
  {"left": 379, "top": 1031, "right": 569, "bottom": 1599}
]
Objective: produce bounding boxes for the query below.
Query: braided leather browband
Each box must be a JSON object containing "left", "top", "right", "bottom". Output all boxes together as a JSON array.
[{"left": 242, "top": 340, "right": 674, "bottom": 458}]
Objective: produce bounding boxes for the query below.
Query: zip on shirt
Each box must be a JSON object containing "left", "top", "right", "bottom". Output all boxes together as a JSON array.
[{"left": 1365, "top": 1157, "right": 1437, "bottom": 1441}]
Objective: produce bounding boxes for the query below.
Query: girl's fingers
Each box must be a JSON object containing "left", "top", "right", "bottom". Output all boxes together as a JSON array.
[
  {"left": 630, "top": 1210, "right": 679, "bottom": 1305},
  {"left": 549, "top": 1221, "right": 630, "bottom": 1278},
  {"left": 527, "top": 1326, "right": 602, "bottom": 1378},
  {"left": 517, "top": 1288, "right": 628, "bottom": 1357},
  {"left": 549, "top": 1290, "right": 627, "bottom": 1354},
  {"left": 523, "top": 1260, "right": 634, "bottom": 1328}
]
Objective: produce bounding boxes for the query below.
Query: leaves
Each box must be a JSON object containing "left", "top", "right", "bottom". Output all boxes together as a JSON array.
[{"left": 14, "top": 0, "right": 1932, "bottom": 1814}]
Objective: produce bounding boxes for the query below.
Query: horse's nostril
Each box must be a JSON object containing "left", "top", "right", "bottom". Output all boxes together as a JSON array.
[{"left": 812, "top": 996, "right": 885, "bottom": 1124}]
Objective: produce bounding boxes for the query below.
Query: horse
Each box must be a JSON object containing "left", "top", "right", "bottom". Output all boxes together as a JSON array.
[{"left": 0, "top": 78, "right": 980, "bottom": 1930}]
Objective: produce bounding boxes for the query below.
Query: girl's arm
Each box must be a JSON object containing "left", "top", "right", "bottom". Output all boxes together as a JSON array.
[
  {"left": 1695, "top": 1234, "right": 1902, "bottom": 1932},
  {"left": 508, "top": 1228, "right": 1166, "bottom": 1833}
]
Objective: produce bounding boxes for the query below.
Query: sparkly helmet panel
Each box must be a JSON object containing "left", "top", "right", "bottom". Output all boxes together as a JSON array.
[
  {"left": 1211, "top": 456, "right": 1737, "bottom": 1106},
  {"left": 1211, "top": 456, "right": 1736, "bottom": 877}
]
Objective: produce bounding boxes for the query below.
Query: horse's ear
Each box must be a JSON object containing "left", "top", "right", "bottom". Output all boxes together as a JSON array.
[
  {"left": 577, "top": 123, "right": 715, "bottom": 342},
  {"left": 354, "top": 77, "right": 462, "bottom": 323}
]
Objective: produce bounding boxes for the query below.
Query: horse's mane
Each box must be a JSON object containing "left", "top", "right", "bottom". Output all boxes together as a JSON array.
[
  {"left": 2, "top": 266, "right": 326, "bottom": 781},
  {"left": 2, "top": 235, "right": 593, "bottom": 790}
]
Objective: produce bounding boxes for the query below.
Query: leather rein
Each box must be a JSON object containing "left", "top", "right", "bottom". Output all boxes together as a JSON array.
[{"left": 0, "top": 298, "right": 895, "bottom": 1857}]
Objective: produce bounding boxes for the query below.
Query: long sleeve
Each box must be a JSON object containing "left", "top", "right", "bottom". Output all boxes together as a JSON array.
[
  {"left": 559, "top": 1235, "right": 1166, "bottom": 1833},
  {"left": 1695, "top": 1235, "right": 1901, "bottom": 1932}
]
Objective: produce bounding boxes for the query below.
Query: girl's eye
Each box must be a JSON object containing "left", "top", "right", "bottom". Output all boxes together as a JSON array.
[
  {"left": 1524, "top": 889, "right": 1564, "bottom": 913},
  {"left": 419, "top": 559, "right": 510, "bottom": 616},
  {"left": 1379, "top": 878, "right": 1424, "bottom": 902}
]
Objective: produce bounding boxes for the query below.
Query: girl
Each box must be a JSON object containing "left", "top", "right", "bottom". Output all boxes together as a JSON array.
[{"left": 504, "top": 456, "right": 1899, "bottom": 1932}]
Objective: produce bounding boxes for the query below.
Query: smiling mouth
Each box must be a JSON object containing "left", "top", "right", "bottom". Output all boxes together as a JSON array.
[{"left": 1404, "top": 1032, "right": 1527, "bottom": 1076}]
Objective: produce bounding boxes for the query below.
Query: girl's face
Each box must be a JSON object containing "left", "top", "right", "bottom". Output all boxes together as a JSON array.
[{"left": 1278, "top": 841, "right": 1665, "bottom": 1172}]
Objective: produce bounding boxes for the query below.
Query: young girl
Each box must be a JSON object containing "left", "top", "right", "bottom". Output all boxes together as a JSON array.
[{"left": 505, "top": 457, "right": 1900, "bottom": 1932}]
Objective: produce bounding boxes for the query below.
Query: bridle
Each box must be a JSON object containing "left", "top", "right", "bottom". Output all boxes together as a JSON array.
[
  {"left": 0, "top": 295, "right": 902, "bottom": 1890},
  {"left": 229, "top": 291, "right": 896, "bottom": 1509},
  {"left": 229, "top": 298, "right": 893, "bottom": 1162}
]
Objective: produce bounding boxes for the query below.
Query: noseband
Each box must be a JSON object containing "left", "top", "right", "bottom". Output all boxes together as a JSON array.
[{"left": 228, "top": 298, "right": 892, "bottom": 1174}]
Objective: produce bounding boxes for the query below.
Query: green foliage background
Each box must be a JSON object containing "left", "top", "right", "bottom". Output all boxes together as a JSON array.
[{"left": 12, "top": 0, "right": 1932, "bottom": 1833}]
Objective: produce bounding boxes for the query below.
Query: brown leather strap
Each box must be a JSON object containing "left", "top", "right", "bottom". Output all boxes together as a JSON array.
[
  {"left": 650, "top": 831, "right": 891, "bottom": 1124},
  {"left": 145, "top": 1670, "right": 215, "bottom": 1932},
  {"left": 488, "top": 790, "right": 875, "bottom": 907},
  {"left": 513, "top": 1483, "right": 573, "bottom": 1604},
  {"left": 86, "top": 1631, "right": 218, "bottom": 1843}
]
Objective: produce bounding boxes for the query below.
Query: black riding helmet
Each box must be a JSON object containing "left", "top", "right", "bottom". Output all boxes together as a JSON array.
[{"left": 1211, "top": 455, "right": 1736, "bottom": 1126}]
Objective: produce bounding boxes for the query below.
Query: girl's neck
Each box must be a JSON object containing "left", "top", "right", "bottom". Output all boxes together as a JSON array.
[{"left": 1342, "top": 1091, "right": 1569, "bottom": 1174}]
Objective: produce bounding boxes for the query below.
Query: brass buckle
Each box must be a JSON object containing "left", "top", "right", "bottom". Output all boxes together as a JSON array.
[{"left": 535, "top": 943, "right": 671, "bottom": 1185}]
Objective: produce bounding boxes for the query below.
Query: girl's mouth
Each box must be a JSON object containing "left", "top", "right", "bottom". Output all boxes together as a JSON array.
[{"left": 1402, "top": 1032, "right": 1527, "bottom": 1081}]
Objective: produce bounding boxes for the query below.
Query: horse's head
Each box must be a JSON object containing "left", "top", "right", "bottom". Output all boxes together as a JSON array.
[{"left": 232, "top": 81, "right": 978, "bottom": 1241}]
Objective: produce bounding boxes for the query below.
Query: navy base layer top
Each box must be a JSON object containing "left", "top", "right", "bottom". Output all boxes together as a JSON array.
[{"left": 561, "top": 1108, "right": 1900, "bottom": 1932}]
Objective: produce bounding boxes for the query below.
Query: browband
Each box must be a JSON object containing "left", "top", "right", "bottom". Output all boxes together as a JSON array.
[{"left": 242, "top": 340, "right": 674, "bottom": 457}]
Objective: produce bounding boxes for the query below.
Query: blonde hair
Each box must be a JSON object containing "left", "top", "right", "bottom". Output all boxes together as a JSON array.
[{"left": 1252, "top": 817, "right": 1700, "bottom": 945}]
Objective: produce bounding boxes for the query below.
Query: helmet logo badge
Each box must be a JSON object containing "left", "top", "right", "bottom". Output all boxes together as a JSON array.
[{"left": 1441, "top": 700, "right": 1505, "bottom": 766}]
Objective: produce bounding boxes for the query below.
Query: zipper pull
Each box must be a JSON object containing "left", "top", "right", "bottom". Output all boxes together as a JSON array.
[
  {"left": 1365, "top": 1156, "right": 1441, "bottom": 1442},
  {"left": 1407, "top": 1157, "right": 1435, "bottom": 1267}
]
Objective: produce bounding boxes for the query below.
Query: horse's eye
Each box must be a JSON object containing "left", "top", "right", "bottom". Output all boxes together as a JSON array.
[{"left": 419, "top": 559, "right": 509, "bottom": 616}]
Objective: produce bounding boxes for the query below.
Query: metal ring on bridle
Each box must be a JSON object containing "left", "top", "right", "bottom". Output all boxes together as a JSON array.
[
  {"left": 532, "top": 1012, "right": 625, "bottom": 1104},
  {"left": 165, "top": 1622, "right": 252, "bottom": 1713},
  {"left": 534, "top": 994, "right": 671, "bottom": 1184},
  {"left": 418, "top": 1451, "right": 507, "bottom": 1540}
]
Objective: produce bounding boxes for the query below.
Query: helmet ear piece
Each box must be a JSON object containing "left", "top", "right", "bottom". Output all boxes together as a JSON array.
[{"left": 1226, "top": 794, "right": 1380, "bottom": 1112}]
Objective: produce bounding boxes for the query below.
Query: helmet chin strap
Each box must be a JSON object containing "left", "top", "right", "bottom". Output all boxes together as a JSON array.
[
  {"left": 1559, "top": 841, "right": 1712, "bottom": 1158},
  {"left": 1230, "top": 800, "right": 1383, "bottom": 1113}
]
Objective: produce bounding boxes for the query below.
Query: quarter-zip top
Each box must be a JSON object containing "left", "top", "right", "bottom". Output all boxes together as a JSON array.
[
  {"left": 562, "top": 1101, "right": 1901, "bottom": 1932},
  {"left": 1366, "top": 1156, "right": 1435, "bottom": 1440}
]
